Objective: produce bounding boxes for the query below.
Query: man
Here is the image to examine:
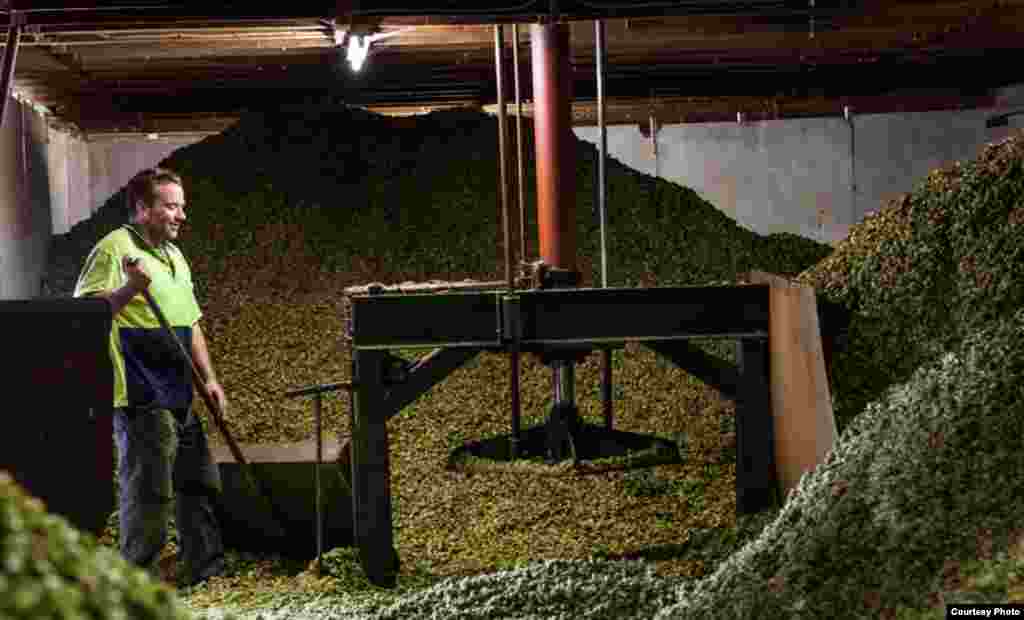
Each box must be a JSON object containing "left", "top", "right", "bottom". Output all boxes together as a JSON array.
[{"left": 73, "top": 167, "right": 226, "bottom": 587}]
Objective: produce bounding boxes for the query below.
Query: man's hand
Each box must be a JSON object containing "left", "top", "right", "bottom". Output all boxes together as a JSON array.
[
  {"left": 204, "top": 379, "right": 228, "bottom": 418},
  {"left": 123, "top": 256, "right": 152, "bottom": 293}
]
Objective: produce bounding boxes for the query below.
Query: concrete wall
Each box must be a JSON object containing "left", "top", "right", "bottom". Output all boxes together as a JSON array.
[
  {"left": 0, "top": 91, "right": 194, "bottom": 299},
  {"left": 87, "top": 137, "right": 193, "bottom": 215},
  {"left": 574, "top": 102, "right": 1024, "bottom": 245},
  {"left": 0, "top": 98, "right": 53, "bottom": 300},
  {"left": 45, "top": 127, "right": 94, "bottom": 236}
]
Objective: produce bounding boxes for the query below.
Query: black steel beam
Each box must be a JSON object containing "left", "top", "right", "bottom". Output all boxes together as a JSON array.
[
  {"left": 350, "top": 286, "right": 770, "bottom": 349},
  {"left": 350, "top": 348, "right": 399, "bottom": 587},
  {"left": 642, "top": 340, "right": 740, "bottom": 400},
  {"left": 351, "top": 292, "right": 503, "bottom": 350},
  {"left": 381, "top": 347, "right": 482, "bottom": 419},
  {"left": 734, "top": 337, "right": 777, "bottom": 513},
  {"left": 517, "top": 285, "right": 769, "bottom": 344}
]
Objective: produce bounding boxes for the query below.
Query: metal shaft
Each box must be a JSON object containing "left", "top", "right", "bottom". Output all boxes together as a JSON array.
[
  {"left": 596, "top": 20, "right": 614, "bottom": 430},
  {"left": 315, "top": 392, "right": 323, "bottom": 574},
  {"left": 1, "top": 12, "right": 24, "bottom": 130},
  {"left": 553, "top": 360, "right": 575, "bottom": 406},
  {"left": 510, "top": 336, "right": 521, "bottom": 458},
  {"left": 498, "top": 25, "right": 522, "bottom": 460},
  {"left": 512, "top": 23, "right": 527, "bottom": 261},
  {"left": 495, "top": 24, "right": 513, "bottom": 289},
  {"left": 596, "top": 19, "right": 609, "bottom": 289}
]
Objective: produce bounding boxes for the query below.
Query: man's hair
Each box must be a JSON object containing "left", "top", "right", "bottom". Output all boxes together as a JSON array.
[{"left": 125, "top": 167, "right": 182, "bottom": 214}]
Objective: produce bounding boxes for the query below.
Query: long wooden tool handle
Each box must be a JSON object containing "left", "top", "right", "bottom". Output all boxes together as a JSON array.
[
  {"left": 136, "top": 280, "right": 289, "bottom": 540},
  {"left": 139, "top": 288, "right": 250, "bottom": 468}
]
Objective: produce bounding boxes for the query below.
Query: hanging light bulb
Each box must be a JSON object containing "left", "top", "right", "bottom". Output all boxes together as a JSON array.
[{"left": 347, "top": 34, "right": 370, "bottom": 72}]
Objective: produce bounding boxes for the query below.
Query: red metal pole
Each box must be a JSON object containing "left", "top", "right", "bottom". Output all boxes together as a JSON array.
[
  {"left": 531, "top": 22, "right": 579, "bottom": 462},
  {"left": 530, "top": 22, "right": 575, "bottom": 273}
]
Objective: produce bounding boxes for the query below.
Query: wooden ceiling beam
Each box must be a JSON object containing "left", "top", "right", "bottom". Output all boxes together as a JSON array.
[
  {"left": 57, "top": 49, "right": 1012, "bottom": 123},
  {"left": 67, "top": 89, "right": 1000, "bottom": 137},
  {"left": 3, "top": 0, "right": 859, "bottom": 28},
  {"left": 50, "top": 41, "right": 1013, "bottom": 99}
]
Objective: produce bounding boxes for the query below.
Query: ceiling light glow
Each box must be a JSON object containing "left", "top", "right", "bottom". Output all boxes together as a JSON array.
[{"left": 347, "top": 35, "right": 370, "bottom": 72}]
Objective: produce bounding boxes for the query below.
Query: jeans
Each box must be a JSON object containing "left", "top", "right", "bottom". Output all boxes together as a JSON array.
[{"left": 113, "top": 406, "right": 224, "bottom": 584}]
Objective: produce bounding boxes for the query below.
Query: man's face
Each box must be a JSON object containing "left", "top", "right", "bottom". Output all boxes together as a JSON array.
[{"left": 138, "top": 182, "right": 186, "bottom": 245}]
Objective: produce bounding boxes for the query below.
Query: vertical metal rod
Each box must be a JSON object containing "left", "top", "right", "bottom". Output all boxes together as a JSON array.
[
  {"left": 510, "top": 325, "right": 521, "bottom": 459},
  {"left": 512, "top": 23, "right": 527, "bottom": 262},
  {"left": 314, "top": 391, "right": 324, "bottom": 575},
  {"left": 847, "top": 106, "right": 856, "bottom": 222},
  {"left": 649, "top": 113, "right": 658, "bottom": 178},
  {"left": 1, "top": 13, "right": 24, "bottom": 130},
  {"left": 553, "top": 361, "right": 575, "bottom": 406},
  {"left": 596, "top": 20, "right": 609, "bottom": 290},
  {"left": 495, "top": 24, "right": 513, "bottom": 290},
  {"left": 595, "top": 19, "right": 614, "bottom": 430},
  {"left": 498, "top": 25, "right": 521, "bottom": 459}
]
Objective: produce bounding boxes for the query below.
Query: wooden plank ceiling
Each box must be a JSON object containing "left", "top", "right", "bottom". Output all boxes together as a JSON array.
[{"left": 2, "top": 0, "right": 1022, "bottom": 136}]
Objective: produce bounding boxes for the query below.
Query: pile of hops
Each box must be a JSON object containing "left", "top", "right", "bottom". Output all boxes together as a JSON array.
[
  {"left": 655, "top": 309, "right": 1024, "bottom": 619},
  {"left": 362, "top": 559, "right": 681, "bottom": 620},
  {"left": 798, "top": 130, "right": 1024, "bottom": 432},
  {"left": 0, "top": 472, "right": 194, "bottom": 620}
]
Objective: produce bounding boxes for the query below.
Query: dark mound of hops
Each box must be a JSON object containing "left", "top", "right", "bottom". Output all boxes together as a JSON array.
[{"left": 41, "top": 103, "right": 831, "bottom": 303}]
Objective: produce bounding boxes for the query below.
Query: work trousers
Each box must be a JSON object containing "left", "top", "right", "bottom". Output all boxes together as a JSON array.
[{"left": 113, "top": 406, "right": 224, "bottom": 585}]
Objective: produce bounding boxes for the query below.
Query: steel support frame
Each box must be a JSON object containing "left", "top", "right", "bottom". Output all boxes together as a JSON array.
[
  {"left": 351, "top": 285, "right": 770, "bottom": 349},
  {"left": 347, "top": 284, "right": 776, "bottom": 585},
  {"left": 349, "top": 345, "right": 480, "bottom": 587}
]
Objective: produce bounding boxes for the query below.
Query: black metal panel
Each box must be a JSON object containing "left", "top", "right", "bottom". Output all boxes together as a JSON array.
[
  {"left": 643, "top": 340, "right": 740, "bottom": 400},
  {"left": 518, "top": 285, "right": 769, "bottom": 344},
  {"left": 0, "top": 298, "right": 114, "bottom": 535},
  {"left": 351, "top": 348, "right": 399, "bottom": 587},
  {"left": 382, "top": 347, "right": 482, "bottom": 420},
  {"left": 351, "top": 292, "right": 502, "bottom": 349},
  {"left": 735, "top": 338, "right": 778, "bottom": 514}
]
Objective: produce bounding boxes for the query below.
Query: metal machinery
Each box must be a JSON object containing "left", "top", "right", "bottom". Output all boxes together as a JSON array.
[{"left": 339, "top": 22, "right": 818, "bottom": 587}]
